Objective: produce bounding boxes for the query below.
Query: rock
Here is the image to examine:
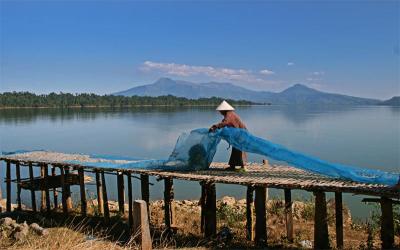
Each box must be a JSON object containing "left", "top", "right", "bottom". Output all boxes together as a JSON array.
[
  {"left": 299, "top": 240, "right": 313, "bottom": 249},
  {"left": 220, "top": 196, "right": 236, "bottom": 206},
  {"left": 12, "top": 222, "right": 29, "bottom": 241},
  {"left": 236, "top": 199, "right": 246, "bottom": 205},
  {"left": 0, "top": 217, "right": 16, "bottom": 227},
  {"left": 29, "top": 223, "right": 48, "bottom": 236}
]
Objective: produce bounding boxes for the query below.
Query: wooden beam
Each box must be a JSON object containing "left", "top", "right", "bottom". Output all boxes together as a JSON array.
[
  {"left": 117, "top": 171, "right": 125, "bottom": 215},
  {"left": 246, "top": 186, "right": 254, "bottom": 241},
  {"left": 380, "top": 197, "right": 394, "bottom": 249},
  {"left": 164, "top": 178, "right": 174, "bottom": 231},
  {"left": 16, "top": 162, "right": 22, "bottom": 210},
  {"left": 362, "top": 198, "right": 400, "bottom": 205},
  {"left": 40, "top": 165, "right": 46, "bottom": 212},
  {"left": 141, "top": 174, "right": 150, "bottom": 217},
  {"left": 204, "top": 182, "right": 216, "bottom": 238},
  {"left": 60, "top": 166, "right": 67, "bottom": 214},
  {"left": 6, "top": 161, "right": 11, "bottom": 212},
  {"left": 133, "top": 200, "right": 152, "bottom": 250},
  {"left": 51, "top": 166, "right": 58, "bottom": 210},
  {"left": 64, "top": 167, "right": 73, "bottom": 211},
  {"left": 314, "top": 191, "right": 330, "bottom": 249},
  {"left": 335, "top": 192, "right": 343, "bottom": 249},
  {"left": 95, "top": 170, "right": 104, "bottom": 215},
  {"left": 29, "top": 162, "right": 37, "bottom": 212},
  {"left": 78, "top": 168, "right": 87, "bottom": 216},
  {"left": 284, "top": 188, "right": 293, "bottom": 242},
  {"left": 254, "top": 186, "right": 267, "bottom": 245},
  {"left": 101, "top": 171, "right": 110, "bottom": 222},
  {"left": 44, "top": 164, "right": 51, "bottom": 212},
  {"left": 127, "top": 172, "right": 133, "bottom": 230}
]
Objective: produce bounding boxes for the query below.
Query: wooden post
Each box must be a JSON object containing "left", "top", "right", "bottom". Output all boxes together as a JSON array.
[
  {"left": 314, "top": 191, "right": 330, "bottom": 249},
  {"left": 254, "top": 186, "right": 267, "bottom": 245},
  {"left": 117, "top": 171, "right": 125, "bottom": 215},
  {"left": 380, "top": 197, "right": 394, "bottom": 249},
  {"left": 141, "top": 174, "right": 150, "bottom": 216},
  {"left": 203, "top": 182, "right": 217, "bottom": 237},
  {"left": 44, "top": 164, "right": 51, "bottom": 212},
  {"left": 95, "top": 170, "right": 104, "bottom": 215},
  {"left": 164, "top": 178, "right": 174, "bottom": 230},
  {"left": 284, "top": 188, "right": 293, "bottom": 242},
  {"left": 127, "top": 173, "right": 133, "bottom": 230},
  {"left": 133, "top": 200, "right": 152, "bottom": 250},
  {"left": 200, "top": 182, "right": 206, "bottom": 233},
  {"left": 6, "top": 161, "right": 11, "bottom": 212},
  {"left": 335, "top": 192, "right": 343, "bottom": 249},
  {"left": 246, "top": 186, "right": 254, "bottom": 241},
  {"left": 16, "top": 162, "right": 22, "bottom": 210},
  {"left": 51, "top": 166, "right": 58, "bottom": 209},
  {"left": 64, "top": 167, "right": 73, "bottom": 211},
  {"left": 29, "top": 162, "right": 37, "bottom": 212},
  {"left": 78, "top": 168, "right": 87, "bottom": 216},
  {"left": 40, "top": 165, "right": 46, "bottom": 211},
  {"left": 101, "top": 171, "right": 110, "bottom": 222},
  {"left": 60, "top": 166, "right": 67, "bottom": 214}
]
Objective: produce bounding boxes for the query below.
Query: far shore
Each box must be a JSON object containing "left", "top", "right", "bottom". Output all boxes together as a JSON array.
[{"left": 0, "top": 104, "right": 269, "bottom": 109}]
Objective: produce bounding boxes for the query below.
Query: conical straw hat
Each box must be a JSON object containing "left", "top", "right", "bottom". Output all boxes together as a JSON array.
[{"left": 216, "top": 100, "right": 235, "bottom": 111}]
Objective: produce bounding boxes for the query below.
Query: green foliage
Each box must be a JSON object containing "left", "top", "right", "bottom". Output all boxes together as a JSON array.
[
  {"left": 216, "top": 203, "right": 246, "bottom": 228},
  {"left": 368, "top": 203, "right": 400, "bottom": 236},
  {"left": 0, "top": 92, "right": 256, "bottom": 108}
]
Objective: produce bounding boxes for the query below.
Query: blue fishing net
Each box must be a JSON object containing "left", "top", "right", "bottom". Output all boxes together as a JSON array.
[{"left": 2, "top": 127, "right": 399, "bottom": 186}]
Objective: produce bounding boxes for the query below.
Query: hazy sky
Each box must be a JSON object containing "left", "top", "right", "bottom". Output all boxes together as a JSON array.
[{"left": 0, "top": 1, "right": 399, "bottom": 99}]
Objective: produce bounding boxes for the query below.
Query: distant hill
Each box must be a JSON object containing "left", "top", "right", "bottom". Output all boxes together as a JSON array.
[
  {"left": 114, "top": 78, "right": 381, "bottom": 105},
  {"left": 380, "top": 96, "right": 400, "bottom": 106}
]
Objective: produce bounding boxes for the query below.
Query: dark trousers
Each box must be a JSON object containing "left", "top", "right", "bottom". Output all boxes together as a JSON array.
[{"left": 229, "top": 147, "right": 244, "bottom": 167}]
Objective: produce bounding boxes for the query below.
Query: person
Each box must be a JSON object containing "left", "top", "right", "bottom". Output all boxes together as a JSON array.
[{"left": 209, "top": 100, "right": 247, "bottom": 170}]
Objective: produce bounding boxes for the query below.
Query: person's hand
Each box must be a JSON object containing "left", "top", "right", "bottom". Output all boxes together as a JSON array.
[{"left": 209, "top": 125, "right": 217, "bottom": 132}]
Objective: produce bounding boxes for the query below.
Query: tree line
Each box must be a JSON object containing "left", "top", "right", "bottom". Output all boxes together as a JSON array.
[{"left": 0, "top": 92, "right": 255, "bottom": 108}]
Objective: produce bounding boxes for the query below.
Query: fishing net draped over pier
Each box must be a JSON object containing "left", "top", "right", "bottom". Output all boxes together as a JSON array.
[{"left": 2, "top": 127, "right": 399, "bottom": 186}]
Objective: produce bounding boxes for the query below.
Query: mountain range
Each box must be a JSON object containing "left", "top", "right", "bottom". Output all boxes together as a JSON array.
[{"left": 113, "top": 78, "right": 398, "bottom": 105}]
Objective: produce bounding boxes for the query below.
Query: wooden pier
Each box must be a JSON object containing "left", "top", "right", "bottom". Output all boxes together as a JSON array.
[{"left": 0, "top": 151, "right": 399, "bottom": 249}]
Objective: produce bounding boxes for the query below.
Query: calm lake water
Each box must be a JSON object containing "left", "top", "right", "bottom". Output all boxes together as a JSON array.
[{"left": 0, "top": 105, "right": 399, "bottom": 219}]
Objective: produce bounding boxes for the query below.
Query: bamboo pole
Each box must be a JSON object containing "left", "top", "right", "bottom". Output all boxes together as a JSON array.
[
  {"left": 164, "top": 178, "right": 174, "bottom": 230},
  {"left": 335, "top": 192, "right": 343, "bottom": 249},
  {"left": 78, "top": 168, "right": 87, "bottom": 216},
  {"left": 44, "top": 164, "right": 51, "bottom": 212},
  {"left": 127, "top": 172, "right": 133, "bottom": 230},
  {"left": 16, "top": 162, "right": 22, "bottom": 210},
  {"left": 117, "top": 171, "right": 125, "bottom": 215},
  {"left": 51, "top": 166, "right": 58, "bottom": 209},
  {"left": 95, "top": 170, "right": 104, "bottom": 215},
  {"left": 141, "top": 174, "right": 150, "bottom": 216},
  {"left": 40, "top": 165, "right": 46, "bottom": 211},
  {"left": 254, "top": 186, "right": 267, "bottom": 245},
  {"left": 380, "top": 197, "right": 394, "bottom": 249},
  {"left": 29, "top": 162, "right": 37, "bottom": 212},
  {"left": 6, "top": 160, "right": 11, "bottom": 212},
  {"left": 204, "top": 182, "right": 216, "bottom": 237},
  {"left": 60, "top": 166, "right": 67, "bottom": 214},
  {"left": 101, "top": 171, "right": 110, "bottom": 222},
  {"left": 284, "top": 188, "right": 293, "bottom": 242},
  {"left": 246, "top": 186, "right": 254, "bottom": 241},
  {"left": 314, "top": 191, "right": 330, "bottom": 249},
  {"left": 64, "top": 167, "right": 73, "bottom": 211},
  {"left": 200, "top": 182, "right": 206, "bottom": 233}
]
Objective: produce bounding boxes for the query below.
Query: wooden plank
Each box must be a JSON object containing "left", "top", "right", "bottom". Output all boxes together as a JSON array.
[
  {"left": 16, "top": 162, "right": 22, "bottom": 210},
  {"left": 127, "top": 173, "right": 133, "bottom": 230},
  {"left": 246, "top": 186, "right": 254, "bottom": 241},
  {"left": 51, "top": 166, "right": 58, "bottom": 209},
  {"left": 78, "top": 168, "right": 87, "bottom": 216},
  {"left": 204, "top": 182, "right": 217, "bottom": 237},
  {"left": 133, "top": 200, "right": 152, "bottom": 250},
  {"left": 314, "top": 191, "right": 330, "bottom": 249},
  {"left": 29, "top": 162, "right": 37, "bottom": 212},
  {"left": 40, "top": 165, "right": 46, "bottom": 211},
  {"left": 254, "top": 186, "right": 267, "bottom": 245},
  {"left": 64, "top": 167, "right": 73, "bottom": 211},
  {"left": 117, "top": 171, "right": 125, "bottom": 215},
  {"left": 44, "top": 164, "right": 51, "bottom": 212},
  {"left": 140, "top": 174, "right": 150, "bottom": 217},
  {"left": 60, "top": 166, "right": 67, "bottom": 214},
  {"left": 164, "top": 178, "right": 174, "bottom": 230},
  {"left": 335, "top": 192, "right": 343, "bottom": 249},
  {"left": 284, "top": 188, "right": 293, "bottom": 242},
  {"left": 380, "top": 197, "right": 394, "bottom": 249},
  {"left": 6, "top": 161, "right": 11, "bottom": 212},
  {"left": 95, "top": 170, "right": 104, "bottom": 215},
  {"left": 101, "top": 171, "right": 110, "bottom": 222}
]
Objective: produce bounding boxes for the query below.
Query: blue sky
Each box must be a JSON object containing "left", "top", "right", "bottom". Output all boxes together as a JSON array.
[{"left": 0, "top": 1, "right": 399, "bottom": 99}]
